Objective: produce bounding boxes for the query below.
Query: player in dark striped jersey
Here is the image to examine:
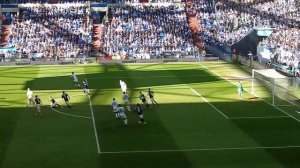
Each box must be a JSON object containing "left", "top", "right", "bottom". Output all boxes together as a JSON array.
[
  {"left": 83, "top": 81, "right": 91, "bottom": 95},
  {"left": 62, "top": 91, "right": 71, "bottom": 108},
  {"left": 34, "top": 95, "right": 42, "bottom": 116},
  {"left": 139, "top": 92, "right": 150, "bottom": 109},
  {"left": 148, "top": 88, "right": 158, "bottom": 106},
  {"left": 135, "top": 103, "right": 146, "bottom": 124},
  {"left": 49, "top": 96, "right": 61, "bottom": 108}
]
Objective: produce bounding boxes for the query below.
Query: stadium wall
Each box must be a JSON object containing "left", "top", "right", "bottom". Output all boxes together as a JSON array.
[
  {"left": 232, "top": 54, "right": 269, "bottom": 70},
  {"left": 232, "top": 29, "right": 259, "bottom": 57}
]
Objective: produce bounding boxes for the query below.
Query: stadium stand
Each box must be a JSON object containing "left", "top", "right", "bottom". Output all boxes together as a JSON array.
[{"left": 0, "top": 0, "right": 298, "bottom": 71}]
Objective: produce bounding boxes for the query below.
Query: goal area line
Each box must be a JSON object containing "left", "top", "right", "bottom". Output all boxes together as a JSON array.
[{"left": 100, "top": 145, "right": 300, "bottom": 154}]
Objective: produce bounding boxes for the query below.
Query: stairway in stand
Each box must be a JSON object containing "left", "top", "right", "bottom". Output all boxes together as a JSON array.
[
  {"left": 186, "top": 0, "right": 205, "bottom": 50},
  {"left": 0, "top": 25, "right": 12, "bottom": 47},
  {"left": 92, "top": 24, "right": 103, "bottom": 52}
]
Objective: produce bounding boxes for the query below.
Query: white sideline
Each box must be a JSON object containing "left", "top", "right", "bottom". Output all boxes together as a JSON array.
[
  {"left": 199, "top": 64, "right": 300, "bottom": 123},
  {"left": 100, "top": 145, "right": 300, "bottom": 154},
  {"left": 86, "top": 78, "right": 101, "bottom": 154},
  {"left": 51, "top": 108, "right": 92, "bottom": 119},
  {"left": 229, "top": 116, "right": 290, "bottom": 120},
  {"left": 190, "top": 88, "right": 229, "bottom": 119}
]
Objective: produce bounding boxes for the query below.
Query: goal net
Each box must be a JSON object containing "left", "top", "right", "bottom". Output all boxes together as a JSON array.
[{"left": 252, "top": 69, "right": 300, "bottom": 106}]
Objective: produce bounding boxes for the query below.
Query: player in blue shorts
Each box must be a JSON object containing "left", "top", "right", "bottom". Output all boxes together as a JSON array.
[
  {"left": 34, "top": 95, "right": 42, "bottom": 116},
  {"left": 135, "top": 103, "right": 146, "bottom": 124},
  {"left": 62, "top": 91, "right": 72, "bottom": 108},
  {"left": 83, "top": 81, "right": 91, "bottom": 95},
  {"left": 139, "top": 92, "right": 150, "bottom": 109}
]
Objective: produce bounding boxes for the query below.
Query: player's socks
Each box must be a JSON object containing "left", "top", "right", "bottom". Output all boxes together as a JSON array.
[{"left": 124, "top": 118, "right": 128, "bottom": 125}]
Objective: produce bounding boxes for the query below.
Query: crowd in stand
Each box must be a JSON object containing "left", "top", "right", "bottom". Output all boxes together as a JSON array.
[
  {"left": 192, "top": 0, "right": 252, "bottom": 45},
  {"left": 0, "top": 0, "right": 87, "bottom": 3},
  {"left": 7, "top": 5, "right": 92, "bottom": 58},
  {"left": 101, "top": 4, "right": 198, "bottom": 57},
  {"left": 0, "top": 0, "right": 299, "bottom": 68}
]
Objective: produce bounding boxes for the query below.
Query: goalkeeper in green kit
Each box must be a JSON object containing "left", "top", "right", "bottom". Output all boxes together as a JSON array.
[{"left": 237, "top": 81, "right": 244, "bottom": 99}]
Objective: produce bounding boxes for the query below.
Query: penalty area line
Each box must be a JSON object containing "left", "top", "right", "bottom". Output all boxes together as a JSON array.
[
  {"left": 51, "top": 108, "right": 92, "bottom": 119},
  {"left": 86, "top": 78, "right": 101, "bottom": 154},
  {"left": 100, "top": 145, "right": 300, "bottom": 154},
  {"left": 228, "top": 116, "right": 290, "bottom": 120},
  {"left": 199, "top": 64, "right": 300, "bottom": 124},
  {"left": 190, "top": 88, "right": 229, "bottom": 119}
]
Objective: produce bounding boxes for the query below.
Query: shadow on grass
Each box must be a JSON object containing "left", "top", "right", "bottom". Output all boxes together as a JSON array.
[
  {"left": 24, "top": 64, "right": 221, "bottom": 90},
  {"left": 0, "top": 109, "right": 21, "bottom": 167},
  {"left": 6, "top": 63, "right": 300, "bottom": 167}
]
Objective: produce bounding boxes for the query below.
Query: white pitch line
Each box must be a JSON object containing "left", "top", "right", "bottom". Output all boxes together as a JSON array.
[
  {"left": 100, "top": 145, "right": 300, "bottom": 154},
  {"left": 87, "top": 75, "right": 203, "bottom": 79},
  {"left": 276, "top": 105, "right": 294, "bottom": 107},
  {"left": 86, "top": 78, "right": 101, "bottom": 154},
  {"left": 190, "top": 88, "right": 229, "bottom": 119},
  {"left": 229, "top": 116, "right": 290, "bottom": 120},
  {"left": 296, "top": 111, "right": 300, "bottom": 114},
  {"left": 51, "top": 108, "right": 92, "bottom": 119},
  {"left": 199, "top": 64, "right": 300, "bottom": 123}
]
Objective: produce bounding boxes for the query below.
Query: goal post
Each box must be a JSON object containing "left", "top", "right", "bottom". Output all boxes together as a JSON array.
[{"left": 252, "top": 69, "right": 300, "bottom": 107}]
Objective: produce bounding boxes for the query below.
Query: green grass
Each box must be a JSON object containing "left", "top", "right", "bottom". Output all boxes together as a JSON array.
[{"left": 1, "top": 62, "right": 300, "bottom": 168}]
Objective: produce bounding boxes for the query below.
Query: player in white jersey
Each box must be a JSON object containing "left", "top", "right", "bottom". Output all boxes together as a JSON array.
[
  {"left": 71, "top": 72, "right": 80, "bottom": 88},
  {"left": 122, "top": 92, "right": 131, "bottom": 111},
  {"left": 26, "top": 88, "right": 34, "bottom": 107},
  {"left": 117, "top": 104, "right": 128, "bottom": 126},
  {"left": 111, "top": 98, "right": 119, "bottom": 118},
  {"left": 120, "top": 80, "right": 127, "bottom": 92}
]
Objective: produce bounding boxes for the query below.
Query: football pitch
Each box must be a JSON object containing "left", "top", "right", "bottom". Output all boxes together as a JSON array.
[{"left": 1, "top": 61, "right": 300, "bottom": 168}]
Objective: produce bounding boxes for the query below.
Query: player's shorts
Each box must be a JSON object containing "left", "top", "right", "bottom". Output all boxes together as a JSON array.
[
  {"left": 119, "top": 112, "right": 127, "bottom": 119},
  {"left": 36, "top": 104, "right": 41, "bottom": 111},
  {"left": 142, "top": 98, "right": 147, "bottom": 103},
  {"left": 73, "top": 80, "right": 78, "bottom": 84},
  {"left": 150, "top": 97, "right": 155, "bottom": 102},
  {"left": 123, "top": 100, "right": 130, "bottom": 106},
  {"left": 51, "top": 102, "right": 58, "bottom": 108},
  {"left": 138, "top": 114, "right": 143, "bottom": 119},
  {"left": 28, "top": 98, "right": 33, "bottom": 102},
  {"left": 84, "top": 88, "right": 89, "bottom": 93},
  {"left": 113, "top": 107, "right": 118, "bottom": 113}
]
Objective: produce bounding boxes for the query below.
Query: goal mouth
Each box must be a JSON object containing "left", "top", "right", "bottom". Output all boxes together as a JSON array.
[{"left": 252, "top": 69, "right": 300, "bottom": 107}]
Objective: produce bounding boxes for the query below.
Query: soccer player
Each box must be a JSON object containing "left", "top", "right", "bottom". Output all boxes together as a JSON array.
[
  {"left": 49, "top": 96, "right": 61, "bottom": 108},
  {"left": 71, "top": 72, "right": 80, "bottom": 88},
  {"left": 34, "top": 95, "right": 42, "bottom": 116},
  {"left": 62, "top": 91, "right": 72, "bottom": 108},
  {"left": 237, "top": 81, "right": 244, "bottom": 99},
  {"left": 111, "top": 98, "right": 119, "bottom": 118},
  {"left": 83, "top": 81, "right": 91, "bottom": 95},
  {"left": 139, "top": 92, "right": 150, "bottom": 108},
  {"left": 120, "top": 80, "right": 127, "bottom": 92},
  {"left": 148, "top": 88, "right": 158, "bottom": 106},
  {"left": 135, "top": 103, "right": 146, "bottom": 124},
  {"left": 122, "top": 92, "right": 131, "bottom": 111},
  {"left": 26, "top": 88, "right": 34, "bottom": 107},
  {"left": 117, "top": 104, "right": 128, "bottom": 126}
]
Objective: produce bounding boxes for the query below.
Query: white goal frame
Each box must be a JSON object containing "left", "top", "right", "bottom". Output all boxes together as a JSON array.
[{"left": 251, "top": 69, "right": 300, "bottom": 106}]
